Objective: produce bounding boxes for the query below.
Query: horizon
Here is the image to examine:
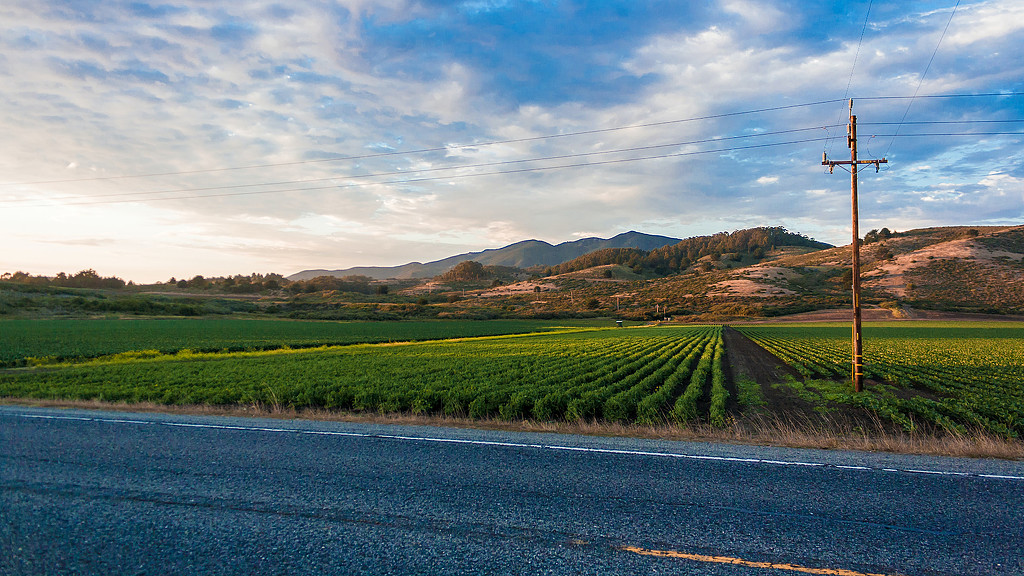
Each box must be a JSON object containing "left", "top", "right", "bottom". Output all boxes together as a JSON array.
[
  {"left": 3, "top": 1, "right": 1022, "bottom": 284},
  {"left": 10, "top": 223, "right": 1015, "bottom": 284},
  {"left": 2, "top": 226, "right": 791, "bottom": 283}
]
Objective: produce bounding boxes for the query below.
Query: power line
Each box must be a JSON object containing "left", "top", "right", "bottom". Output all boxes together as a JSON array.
[
  {"left": 867, "top": 132, "right": 1022, "bottom": 137},
  {"left": 862, "top": 120, "right": 1024, "bottom": 125},
  {"left": 8, "top": 125, "right": 1019, "bottom": 207},
  {"left": 882, "top": 0, "right": 961, "bottom": 159},
  {"left": 5, "top": 91, "right": 1019, "bottom": 202},
  {"left": 17, "top": 137, "right": 831, "bottom": 208},
  {"left": 4, "top": 92, "right": 1018, "bottom": 190},
  {"left": 858, "top": 92, "right": 1024, "bottom": 100},
  {"left": 3, "top": 125, "right": 841, "bottom": 204},
  {"left": 829, "top": 0, "right": 875, "bottom": 156},
  {"left": 0, "top": 99, "right": 847, "bottom": 187}
]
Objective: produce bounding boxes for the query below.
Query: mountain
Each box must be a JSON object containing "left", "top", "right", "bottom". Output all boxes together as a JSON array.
[{"left": 288, "top": 231, "right": 682, "bottom": 281}]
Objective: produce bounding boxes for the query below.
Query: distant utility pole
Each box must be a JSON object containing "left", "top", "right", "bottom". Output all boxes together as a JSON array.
[{"left": 822, "top": 99, "right": 887, "bottom": 393}]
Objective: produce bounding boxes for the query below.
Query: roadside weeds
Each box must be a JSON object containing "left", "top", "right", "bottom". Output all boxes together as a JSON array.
[{"left": 3, "top": 397, "right": 1021, "bottom": 461}]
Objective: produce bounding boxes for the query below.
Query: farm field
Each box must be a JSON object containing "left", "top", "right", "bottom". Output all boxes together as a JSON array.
[
  {"left": 735, "top": 322, "right": 1024, "bottom": 437},
  {"left": 0, "top": 317, "right": 605, "bottom": 368},
  {"left": 2, "top": 318, "right": 1023, "bottom": 438},
  {"left": 0, "top": 323, "right": 728, "bottom": 425}
]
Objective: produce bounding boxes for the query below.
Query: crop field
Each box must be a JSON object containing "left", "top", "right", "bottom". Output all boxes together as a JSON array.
[
  {"left": 4, "top": 318, "right": 1023, "bottom": 436},
  {"left": 736, "top": 323, "right": 1024, "bottom": 437},
  {"left": 0, "top": 324, "right": 729, "bottom": 426},
  {"left": 0, "top": 318, "right": 602, "bottom": 368}
]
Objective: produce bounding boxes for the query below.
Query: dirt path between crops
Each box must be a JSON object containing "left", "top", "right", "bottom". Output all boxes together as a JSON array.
[
  {"left": 722, "top": 327, "right": 820, "bottom": 419},
  {"left": 720, "top": 326, "right": 950, "bottom": 434}
]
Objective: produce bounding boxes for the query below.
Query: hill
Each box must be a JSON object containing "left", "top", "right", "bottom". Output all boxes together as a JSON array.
[
  {"left": 549, "top": 227, "right": 830, "bottom": 275},
  {"left": 287, "top": 231, "right": 681, "bottom": 281},
  {"left": 5, "top": 225, "right": 1021, "bottom": 321},
  {"left": 440, "top": 225, "right": 1022, "bottom": 321},
  {"left": 663, "top": 225, "right": 1024, "bottom": 318}
]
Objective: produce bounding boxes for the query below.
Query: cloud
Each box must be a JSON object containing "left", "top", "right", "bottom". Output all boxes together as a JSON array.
[{"left": 1, "top": 0, "right": 1022, "bottom": 282}]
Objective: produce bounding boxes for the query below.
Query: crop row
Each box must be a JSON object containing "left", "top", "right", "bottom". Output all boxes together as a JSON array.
[
  {"left": 0, "top": 326, "right": 730, "bottom": 426},
  {"left": 736, "top": 324, "right": 1024, "bottom": 436},
  {"left": 0, "top": 318, "right": 597, "bottom": 367}
]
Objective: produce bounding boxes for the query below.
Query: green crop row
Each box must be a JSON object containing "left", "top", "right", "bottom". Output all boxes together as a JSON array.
[
  {"left": 0, "top": 326, "right": 730, "bottom": 426},
  {"left": 736, "top": 324, "right": 1024, "bottom": 436},
  {"left": 0, "top": 318, "right": 602, "bottom": 367}
]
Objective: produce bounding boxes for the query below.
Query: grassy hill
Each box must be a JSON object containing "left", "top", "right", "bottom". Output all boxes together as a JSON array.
[
  {"left": 431, "top": 225, "right": 1024, "bottom": 321},
  {"left": 671, "top": 225, "right": 1024, "bottom": 318}
]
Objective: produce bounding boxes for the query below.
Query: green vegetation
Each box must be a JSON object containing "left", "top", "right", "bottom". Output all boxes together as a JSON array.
[
  {"left": 549, "top": 227, "right": 828, "bottom": 276},
  {"left": 1, "top": 325, "right": 730, "bottom": 427},
  {"left": 902, "top": 259, "right": 1024, "bottom": 313},
  {"left": 3, "top": 315, "right": 1023, "bottom": 442},
  {"left": 5, "top": 225, "right": 1021, "bottom": 322},
  {"left": 0, "top": 281, "right": 265, "bottom": 317},
  {"left": 0, "top": 318, "right": 599, "bottom": 368},
  {"left": 735, "top": 323, "right": 1024, "bottom": 437}
]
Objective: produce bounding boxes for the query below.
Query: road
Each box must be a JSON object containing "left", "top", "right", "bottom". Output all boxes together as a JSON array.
[{"left": 2, "top": 406, "right": 1022, "bottom": 575}]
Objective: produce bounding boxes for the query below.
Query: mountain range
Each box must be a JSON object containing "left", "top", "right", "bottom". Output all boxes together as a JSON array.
[{"left": 288, "top": 231, "right": 682, "bottom": 281}]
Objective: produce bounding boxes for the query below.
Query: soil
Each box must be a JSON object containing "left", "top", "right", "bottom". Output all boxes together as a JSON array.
[
  {"left": 720, "top": 326, "right": 954, "bottom": 434},
  {"left": 722, "top": 327, "right": 817, "bottom": 418}
]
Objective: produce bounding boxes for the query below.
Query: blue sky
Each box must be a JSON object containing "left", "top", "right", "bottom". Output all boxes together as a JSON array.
[{"left": 1, "top": 0, "right": 1022, "bottom": 282}]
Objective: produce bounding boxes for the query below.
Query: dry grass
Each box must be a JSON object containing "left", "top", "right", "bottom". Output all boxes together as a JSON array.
[{"left": 5, "top": 398, "right": 1021, "bottom": 460}]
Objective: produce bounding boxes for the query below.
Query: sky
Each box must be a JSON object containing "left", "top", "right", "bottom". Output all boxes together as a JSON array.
[{"left": 2, "top": 0, "right": 1022, "bottom": 283}]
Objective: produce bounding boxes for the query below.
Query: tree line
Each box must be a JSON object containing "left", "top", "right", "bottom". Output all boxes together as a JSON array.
[
  {"left": 1, "top": 269, "right": 127, "bottom": 289},
  {"left": 547, "top": 227, "right": 830, "bottom": 276}
]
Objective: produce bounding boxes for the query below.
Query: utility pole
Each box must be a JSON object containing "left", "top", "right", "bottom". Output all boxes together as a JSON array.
[{"left": 822, "top": 99, "right": 887, "bottom": 393}]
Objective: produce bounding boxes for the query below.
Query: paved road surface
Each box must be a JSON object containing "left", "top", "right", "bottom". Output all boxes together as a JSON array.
[{"left": 2, "top": 406, "right": 1023, "bottom": 575}]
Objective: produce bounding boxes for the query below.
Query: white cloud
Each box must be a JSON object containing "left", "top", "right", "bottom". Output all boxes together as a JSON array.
[
  {"left": 1, "top": 0, "right": 1022, "bottom": 281},
  {"left": 720, "top": 0, "right": 790, "bottom": 34}
]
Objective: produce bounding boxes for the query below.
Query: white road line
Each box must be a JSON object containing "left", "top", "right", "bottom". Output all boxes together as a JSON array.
[{"left": 8, "top": 411, "right": 1024, "bottom": 481}]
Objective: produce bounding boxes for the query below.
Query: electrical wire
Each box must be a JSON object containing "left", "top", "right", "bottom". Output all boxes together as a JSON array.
[
  {"left": 0, "top": 99, "right": 848, "bottom": 187},
  {"left": 881, "top": 0, "right": 961, "bottom": 159},
  {"left": 17, "top": 137, "right": 831, "bottom": 208},
  {"left": 862, "top": 120, "right": 1023, "bottom": 125},
  {"left": 2, "top": 125, "right": 841, "bottom": 204},
  {"left": 858, "top": 92, "right": 1024, "bottom": 100},
  {"left": 5, "top": 92, "right": 1020, "bottom": 204},
  {"left": 828, "top": 0, "right": 874, "bottom": 156}
]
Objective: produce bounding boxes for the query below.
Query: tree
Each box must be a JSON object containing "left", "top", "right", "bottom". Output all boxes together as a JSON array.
[{"left": 439, "top": 261, "right": 488, "bottom": 282}]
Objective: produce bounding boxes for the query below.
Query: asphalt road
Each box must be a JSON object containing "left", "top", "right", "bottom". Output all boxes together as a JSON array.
[{"left": 2, "top": 406, "right": 1023, "bottom": 575}]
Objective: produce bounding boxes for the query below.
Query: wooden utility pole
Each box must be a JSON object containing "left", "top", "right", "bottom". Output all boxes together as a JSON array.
[{"left": 822, "top": 99, "right": 887, "bottom": 392}]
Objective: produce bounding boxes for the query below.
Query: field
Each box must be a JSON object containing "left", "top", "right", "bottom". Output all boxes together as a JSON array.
[
  {"left": 735, "top": 323, "right": 1024, "bottom": 437},
  {"left": 2, "top": 318, "right": 1023, "bottom": 439},
  {"left": 0, "top": 324, "right": 728, "bottom": 426},
  {"left": 0, "top": 318, "right": 603, "bottom": 368}
]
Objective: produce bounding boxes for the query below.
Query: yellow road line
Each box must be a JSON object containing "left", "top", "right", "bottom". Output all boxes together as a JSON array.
[{"left": 617, "top": 546, "right": 903, "bottom": 576}]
